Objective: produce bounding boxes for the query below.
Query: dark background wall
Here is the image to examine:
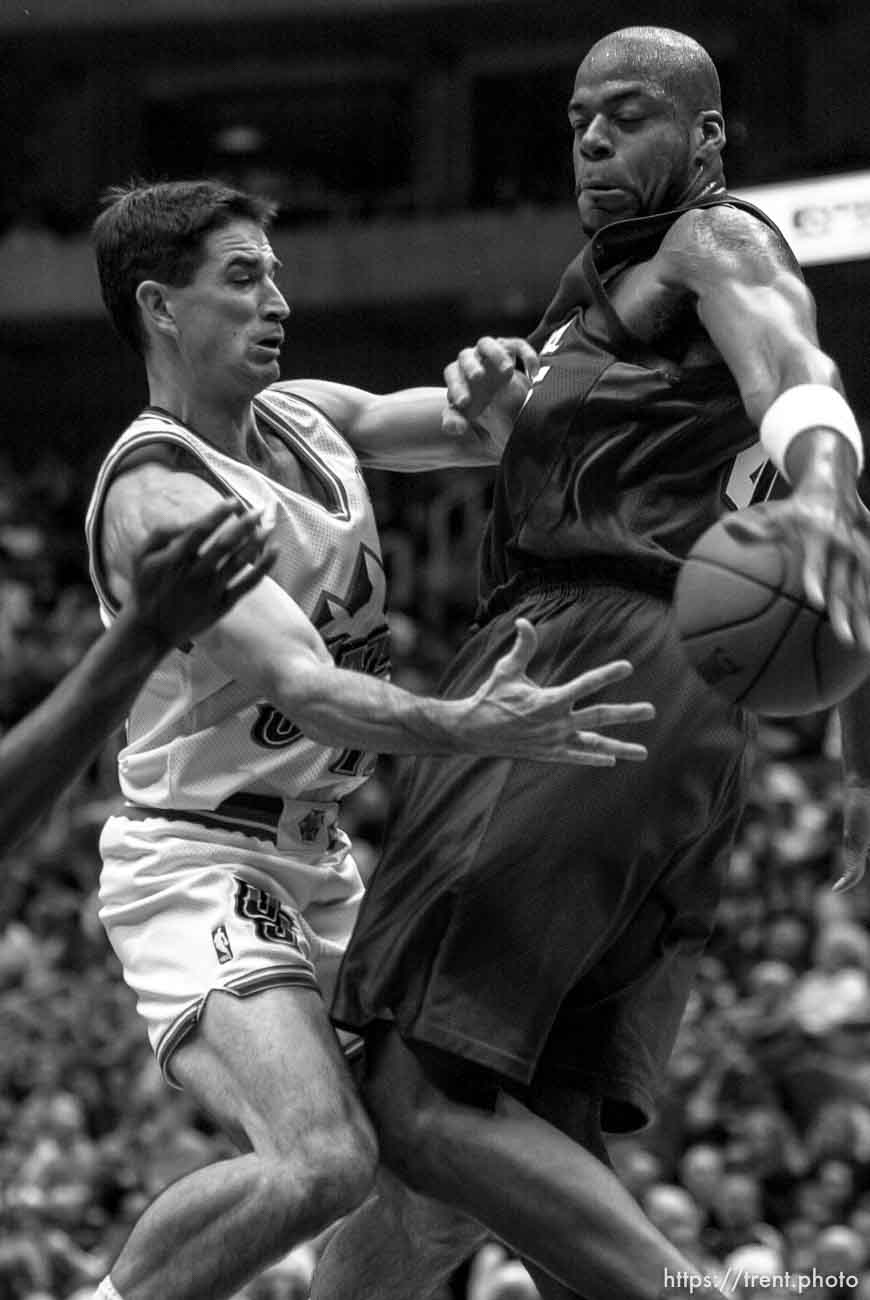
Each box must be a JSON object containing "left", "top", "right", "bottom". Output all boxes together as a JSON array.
[{"left": 1, "top": 0, "right": 869, "bottom": 490}]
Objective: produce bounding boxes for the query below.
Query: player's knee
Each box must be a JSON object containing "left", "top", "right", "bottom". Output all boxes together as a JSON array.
[
  {"left": 307, "top": 1113, "right": 379, "bottom": 1221},
  {"left": 360, "top": 1025, "right": 478, "bottom": 1193},
  {"left": 364, "top": 1080, "right": 449, "bottom": 1193},
  {"left": 267, "top": 1109, "right": 379, "bottom": 1232}
]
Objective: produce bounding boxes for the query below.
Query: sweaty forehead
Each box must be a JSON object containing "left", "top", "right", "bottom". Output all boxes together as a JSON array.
[
  {"left": 571, "top": 53, "right": 671, "bottom": 102},
  {"left": 572, "top": 40, "right": 680, "bottom": 102}
]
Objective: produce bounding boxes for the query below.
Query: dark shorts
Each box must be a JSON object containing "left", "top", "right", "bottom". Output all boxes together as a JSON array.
[{"left": 333, "top": 581, "right": 752, "bottom": 1132}]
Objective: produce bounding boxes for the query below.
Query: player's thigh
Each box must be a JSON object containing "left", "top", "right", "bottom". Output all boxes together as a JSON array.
[
  {"left": 170, "top": 982, "right": 375, "bottom": 1162},
  {"left": 521, "top": 1082, "right": 611, "bottom": 1167}
]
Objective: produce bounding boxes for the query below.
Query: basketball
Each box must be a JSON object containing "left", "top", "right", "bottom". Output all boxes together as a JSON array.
[{"left": 674, "top": 508, "right": 870, "bottom": 716}]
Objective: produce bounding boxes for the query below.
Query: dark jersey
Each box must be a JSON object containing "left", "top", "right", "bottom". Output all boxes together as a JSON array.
[{"left": 478, "top": 195, "right": 790, "bottom": 607}]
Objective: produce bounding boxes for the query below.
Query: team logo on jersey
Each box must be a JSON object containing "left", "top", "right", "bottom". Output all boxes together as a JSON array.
[
  {"left": 723, "top": 443, "right": 787, "bottom": 511},
  {"left": 515, "top": 359, "right": 553, "bottom": 419},
  {"left": 234, "top": 878, "right": 304, "bottom": 950},
  {"left": 251, "top": 708, "right": 299, "bottom": 748},
  {"left": 212, "top": 925, "right": 234, "bottom": 964},
  {"left": 540, "top": 320, "right": 573, "bottom": 355},
  {"left": 251, "top": 543, "right": 390, "bottom": 751}
]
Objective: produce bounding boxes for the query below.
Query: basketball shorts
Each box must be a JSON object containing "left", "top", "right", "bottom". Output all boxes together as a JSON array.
[
  {"left": 333, "top": 580, "right": 753, "bottom": 1133},
  {"left": 99, "top": 800, "right": 364, "bottom": 1086}
]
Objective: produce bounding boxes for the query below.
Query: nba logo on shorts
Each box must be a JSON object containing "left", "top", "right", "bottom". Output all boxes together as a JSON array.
[{"left": 212, "top": 925, "right": 234, "bottom": 964}]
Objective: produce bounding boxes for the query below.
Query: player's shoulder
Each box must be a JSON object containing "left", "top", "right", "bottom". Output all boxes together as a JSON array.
[
  {"left": 100, "top": 459, "right": 224, "bottom": 581},
  {"left": 658, "top": 200, "right": 801, "bottom": 282},
  {"left": 103, "top": 452, "right": 222, "bottom": 536},
  {"left": 261, "top": 378, "right": 327, "bottom": 406},
  {"left": 264, "top": 378, "right": 370, "bottom": 436},
  {"left": 259, "top": 378, "right": 338, "bottom": 425}
]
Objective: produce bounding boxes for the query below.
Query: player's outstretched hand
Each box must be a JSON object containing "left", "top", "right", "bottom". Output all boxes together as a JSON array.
[
  {"left": 442, "top": 336, "right": 540, "bottom": 439},
  {"left": 727, "top": 493, "right": 870, "bottom": 652},
  {"left": 464, "top": 618, "right": 655, "bottom": 765},
  {"left": 127, "top": 500, "right": 276, "bottom": 648},
  {"left": 835, "top": 780, "right": 870, "bottom": 891}
]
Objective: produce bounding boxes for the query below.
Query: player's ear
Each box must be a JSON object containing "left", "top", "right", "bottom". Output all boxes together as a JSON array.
[
  {"left": 693, "top": 109, "right": 726, "bottom": 167},
  {"left": 136, "top": 280, "right": 178, "bottom": 342}
]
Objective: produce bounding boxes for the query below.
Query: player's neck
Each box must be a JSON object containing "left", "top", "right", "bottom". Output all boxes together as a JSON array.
[
  {"left": 669, "top": 167, "right": 727, "bottom": 211},
  {"left": 146, "top": 376, "right": 257, "bottom": 458}
]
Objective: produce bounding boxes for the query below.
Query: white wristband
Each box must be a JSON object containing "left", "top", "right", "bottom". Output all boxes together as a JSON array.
[{"left": 760, "top": 384, "right": 864, "bottom": 482}]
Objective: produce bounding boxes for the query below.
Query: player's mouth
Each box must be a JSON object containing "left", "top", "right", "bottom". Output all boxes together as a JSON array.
[
  {"left": 578, "top": 183, "right": 628, "bottom": 206},
  {"left": 252, "top": 333, "right": 284, "bottom": 357}
]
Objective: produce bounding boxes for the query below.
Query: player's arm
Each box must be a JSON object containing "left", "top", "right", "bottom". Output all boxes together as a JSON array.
[
  {"left": 286, "top": 356, "right": 532, "bottom": 471},
  {"left": 0, "top": 502, "right": 274, "bottom": 851},
  {"left": 658, "top": 204, "right": 870, "bottom": 648},
  {"left": 102, "top": 463, "right": 654, "bottom": 766},
  {"left": 659, "top": 207, "right": 870, "bottom": 889}
]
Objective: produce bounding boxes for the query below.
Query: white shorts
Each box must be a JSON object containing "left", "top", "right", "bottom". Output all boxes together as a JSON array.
[{"left": 98, "top": 806, "right": 364, "bottom": 1086}]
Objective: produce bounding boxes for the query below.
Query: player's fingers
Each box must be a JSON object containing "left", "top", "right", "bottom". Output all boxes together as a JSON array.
[
  {"left": 193, "top": 510, "right": 266, "bottom": 569},
  {"left": 575, "top": 733, "right": 649, "bottom": 762},
  {"left": 207, "top": 528, "right": 273, "bottom": 583},
  {"left": 849, "top": 562, "right": 870, "bottom": 653},
  {"left": 723, "top": 509, "right": 779, "bottom": 545},
  {"left": 141, "top": 500, "right": 244, "bottom": 562},
  {"left": 441, "top": 405, "right": 474, "bottom": 439},
  {"left": 443, "top": 359, "right": 471, "bottom": 412},
  {"left": 800, "top": 530, "right": 828, "bottom": 610},
  {"left": 456, "top": 344, "right": 490, "bottom": 390},
  {"left": 475, "top": 336, "right": 519, "bottom": 380},
  {"left": 534, "top": 745, "right": 615, "bottom": 766},
  {"left": 835, "top": 790, "right": 870, "bottom": 891},
  {"left": 137, "top": 523, "right": 186, "bottom": 557},
  {"left": 453, "top": 340, "right": 510, "bottom": 412},
  {"left": 497, "top": 337, "right": 541, "bottom": 379},
  {"left": 496, "top": 618, "right": 538, "bottom": 676},
  {"left": 827, "top": 551, "right": 856, "bottom": 646},
  {"left": 175, "top": 499, "right": 245, "bottom": 560},
  {"left": 220, "top": 548, "right": 279, "bottom": 607},
  {"left": 570, "top": 701, "right": 656, "bottom": 728},
  {"left": 834, "top": 840, "right": 867, "bottom": 892},
  {"left": 553, "top": 658, "right": 635, "bottom": 705}
]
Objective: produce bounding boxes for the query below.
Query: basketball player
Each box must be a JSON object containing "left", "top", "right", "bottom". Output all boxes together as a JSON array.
[
  {"left": 0, "top": 500, "right": 273, "bottom": 851},
  {"left": 318, "top": 26, "right": 870, "bottom": 1300},
  {"left": 84, "top": 178, "right": 655, "bottom": 1300}
]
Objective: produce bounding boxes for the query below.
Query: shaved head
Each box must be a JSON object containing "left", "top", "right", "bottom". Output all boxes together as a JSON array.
[
  {"left": 569, "top": 25, "right": 727, "bottom": 229},
  {"left": 581, "top": 27, "right": 721, "bottom": 116}
]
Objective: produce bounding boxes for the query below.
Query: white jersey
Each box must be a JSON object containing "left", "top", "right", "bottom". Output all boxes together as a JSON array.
[{"left": 85, "top": 384, "right": 390, "bottom": 810}]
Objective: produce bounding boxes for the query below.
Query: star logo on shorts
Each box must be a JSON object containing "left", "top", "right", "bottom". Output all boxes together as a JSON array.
[{"left": 298, "top": 809, "right": 326, "bottom": 843}]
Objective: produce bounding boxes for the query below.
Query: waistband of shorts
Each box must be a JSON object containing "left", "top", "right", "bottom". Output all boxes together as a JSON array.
[
  {"left": 474, "top": 557, "right": 677, "bottom": 625},
  {"left": 120, "top": 791, "right": 341, "bottom": 850}
]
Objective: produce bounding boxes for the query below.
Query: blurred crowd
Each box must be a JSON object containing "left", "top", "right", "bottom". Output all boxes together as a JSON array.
[{"left": 4, "top": 454, "right": 870, "bottom": 1300}]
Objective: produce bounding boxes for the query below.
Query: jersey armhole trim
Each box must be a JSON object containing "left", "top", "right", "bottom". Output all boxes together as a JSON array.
[{"left": 88, "top": 429, "right": 251, "bottom": 617}]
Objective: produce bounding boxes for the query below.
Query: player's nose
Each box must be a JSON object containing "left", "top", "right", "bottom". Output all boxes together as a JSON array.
[
  {"left": 263, "top": 280, "right": 290, "bottom": 321},
  {"left": 579, "top": 115, "right": 614, "bottom": 158}
]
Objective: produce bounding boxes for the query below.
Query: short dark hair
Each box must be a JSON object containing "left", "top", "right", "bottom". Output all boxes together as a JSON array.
[{"left": 92, "top": 179, "right": 277, "bottom": 355}]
